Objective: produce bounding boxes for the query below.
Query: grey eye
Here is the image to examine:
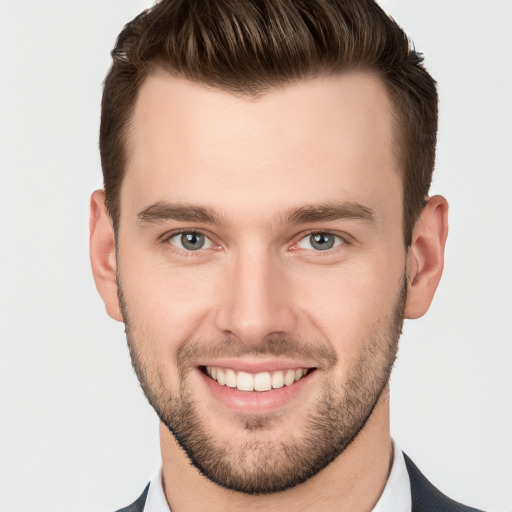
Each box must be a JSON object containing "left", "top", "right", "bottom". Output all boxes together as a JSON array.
[
  {"left": 297, "top": 232, "right": 344, "bottom": 251},
  {"left": 181, "top": 233, "right": 205, "bottom": 250},
  {"left": 168, "top": 232, "right": 213, "bottom": 251},
  {"left": 310, "top": 233, "right": 335, "bottom": 250}
]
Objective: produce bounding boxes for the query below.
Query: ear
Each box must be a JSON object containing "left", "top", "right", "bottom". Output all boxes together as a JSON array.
[
  {"left": 89, "top": 190, "right": 123, "bottom": 322},
  {"left": 405, "top": 195, "right": 449, "bottom": 319}
]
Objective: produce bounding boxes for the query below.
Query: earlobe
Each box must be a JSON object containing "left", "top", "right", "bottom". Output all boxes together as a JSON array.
[
  {"left": 89, "top": 190, "right": 123, "bottom": 322},
  {"left": 404, "top": 195, "right": 449, "bottom": 319}
]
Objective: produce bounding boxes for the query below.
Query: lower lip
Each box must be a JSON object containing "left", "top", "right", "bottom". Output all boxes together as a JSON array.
[{"left": 199, "top": 368, "right": 315, "bottom": 413}]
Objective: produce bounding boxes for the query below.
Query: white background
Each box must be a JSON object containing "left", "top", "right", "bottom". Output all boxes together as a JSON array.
[{"left": 0, "top": 1, "right": 511, "bottom": 511}]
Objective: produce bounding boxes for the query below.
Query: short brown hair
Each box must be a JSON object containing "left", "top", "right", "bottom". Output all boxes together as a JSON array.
[{"left": 100, "top": 0, "right": 438, "bottom": 245}]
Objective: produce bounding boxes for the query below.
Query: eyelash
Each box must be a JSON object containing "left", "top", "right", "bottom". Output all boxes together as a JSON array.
[
  {"left": 162, "top": 230, "right": 218, "bottom": 256},
  {"left": 290, "top": 231, "right": 347, "bottom": 254},
  {"left": 161, "top": 229, "right": 348, "bottom": 256}
]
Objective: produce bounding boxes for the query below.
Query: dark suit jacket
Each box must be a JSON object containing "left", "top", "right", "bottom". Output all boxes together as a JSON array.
[{"left": 115, "top": 454, "right": 484, "bottom": 512}]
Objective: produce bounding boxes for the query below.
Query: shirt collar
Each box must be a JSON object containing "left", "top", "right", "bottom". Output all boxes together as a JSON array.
[
  {"left": 144, "top": 440, "right": 411, "bottom": 512},
  {"left": 371, "top": 441, "right": 412, "bottom": 512}
]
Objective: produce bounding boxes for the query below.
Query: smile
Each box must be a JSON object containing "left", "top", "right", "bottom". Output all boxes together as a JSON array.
[{"left": 204, "top": 366, "right": 311, "bottom": 392}]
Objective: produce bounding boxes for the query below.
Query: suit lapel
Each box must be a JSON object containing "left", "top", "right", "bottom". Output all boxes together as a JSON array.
[
  {"left": 404, "top": 453, "right": 483, "bottom": 512},
  {"left": 114, "top": 483, "right": 150, "bottom": 512}
]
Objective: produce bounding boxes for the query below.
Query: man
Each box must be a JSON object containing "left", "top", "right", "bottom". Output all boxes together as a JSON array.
[{"left": 89, "top": 1, "right": 482, "bottom": 511}]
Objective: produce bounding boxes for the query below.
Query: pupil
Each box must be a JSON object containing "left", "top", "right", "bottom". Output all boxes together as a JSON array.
[
  {"left": 311, "top": 233, "right": 334, "bottom": 250},
  {"left": 182, "top": 233, "right": 204, "bottom": 250}
]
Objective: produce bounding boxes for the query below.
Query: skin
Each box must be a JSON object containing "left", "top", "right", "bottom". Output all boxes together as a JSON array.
[{"left": 90, "top": 71, "right": 448, "bottom": 512}]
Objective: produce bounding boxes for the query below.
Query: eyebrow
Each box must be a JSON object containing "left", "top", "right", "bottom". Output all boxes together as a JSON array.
[
  {"left": 137, "top": 200, "right": 375, "bottom": 226},
  {"left": 285, "top": 201, "right": 375, "bottom": 225},
  {"left": 137, "top": 202, "right": 223, "bottom": 225}
]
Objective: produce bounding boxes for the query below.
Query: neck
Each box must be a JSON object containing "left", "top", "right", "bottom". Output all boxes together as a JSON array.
[{"left": 160, "top": 387, "right": 392, "bottom": 512}]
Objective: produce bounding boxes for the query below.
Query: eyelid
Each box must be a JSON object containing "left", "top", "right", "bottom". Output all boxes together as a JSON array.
[
  {"left": 162, "top": 229, "right": 218, "bottom": 252},
  {"left": 159, "top": 228, "right": 349, "bottom": 254},
  {"left": 290, "top": 230, "right": 348, "bottom": 251}
]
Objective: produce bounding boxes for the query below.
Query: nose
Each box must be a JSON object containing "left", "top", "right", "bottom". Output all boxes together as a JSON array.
[{"left": 214, "top": 247, "right": 297, "bottom": 346}]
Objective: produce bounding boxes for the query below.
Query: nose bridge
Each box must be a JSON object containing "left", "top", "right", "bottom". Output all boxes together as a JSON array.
[{"left": 215, "top": 244, "right": 295, "bottom": 345}]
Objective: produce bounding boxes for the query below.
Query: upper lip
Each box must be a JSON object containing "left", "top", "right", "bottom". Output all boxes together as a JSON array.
[{"left": 197, "top": 358, "right": 317, "bottom": 373}]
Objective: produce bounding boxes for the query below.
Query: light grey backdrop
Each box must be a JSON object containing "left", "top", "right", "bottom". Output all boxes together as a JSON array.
[{"left": 0, "top": 1, "right": 511, "bottom": 511}]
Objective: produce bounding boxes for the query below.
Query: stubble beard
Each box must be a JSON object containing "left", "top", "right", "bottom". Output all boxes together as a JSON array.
[{"left": 118, "top": 279, "right": 406, "bottom": 495}]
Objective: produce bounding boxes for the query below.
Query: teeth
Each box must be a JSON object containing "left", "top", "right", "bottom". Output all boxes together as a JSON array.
[
  {"left": 254, "top": 372, "right": 272, "bottom": 391},
  {"left": 284, "top": 369, "right": 296, "bottom": 386},
  {"left": 271, "top": 371, "right": 284, "bottom": 389},
  {"left": 237, "top": 371, "right": 254, "bottom": 391},
  {"left": 225, "top": 368, "right": 237, "bottom": 388},
  {"left": 204, "top": 366, "right": 310, "bottom": 392}
]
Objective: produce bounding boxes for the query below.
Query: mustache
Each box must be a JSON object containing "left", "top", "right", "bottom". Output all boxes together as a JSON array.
[{"left": 176, "top": 334, "right": 338, "bottom": 375}]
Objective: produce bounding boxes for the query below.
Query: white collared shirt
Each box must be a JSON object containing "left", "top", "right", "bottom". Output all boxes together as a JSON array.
[
  {"left": 372, "top": 441, "right": 411, "bottom": 512},
  {"left": 143, "top": 441, "right": 411, "bottom": 512}
]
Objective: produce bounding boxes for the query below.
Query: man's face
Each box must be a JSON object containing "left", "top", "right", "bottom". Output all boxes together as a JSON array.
[{"left": 115, "top": 72, "right": 407, "bottom": 493}]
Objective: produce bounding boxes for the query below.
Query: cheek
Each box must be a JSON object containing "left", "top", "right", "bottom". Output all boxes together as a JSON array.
[
  {"left": 119, "top": 253, "right": 218, "bottom": 344},
  {"left": 293, "top": 256, "right": 405, "bottom": 356},
  {"left": 119, "top": 260, "right": 220, "bottom": 393}
]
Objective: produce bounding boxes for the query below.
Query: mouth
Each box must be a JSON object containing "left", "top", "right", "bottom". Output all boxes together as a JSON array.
[
  {"left": 196, "top": 359, "right": 318, "bottom": 412},
  {"left": 201, "top": 365, "right": 312, "bottom": 392}
]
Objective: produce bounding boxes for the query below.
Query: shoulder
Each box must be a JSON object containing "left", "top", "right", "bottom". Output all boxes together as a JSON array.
[
  {"left": 403, "top": 453, "right": 485, "bottom": 512},
  {"left": 114, "top": 483, "right": 150, "bottom": 512}
]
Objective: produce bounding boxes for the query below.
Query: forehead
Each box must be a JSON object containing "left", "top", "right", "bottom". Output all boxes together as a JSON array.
[{"left": 122, "top": 71, "right": 401, "bottom": 225}]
